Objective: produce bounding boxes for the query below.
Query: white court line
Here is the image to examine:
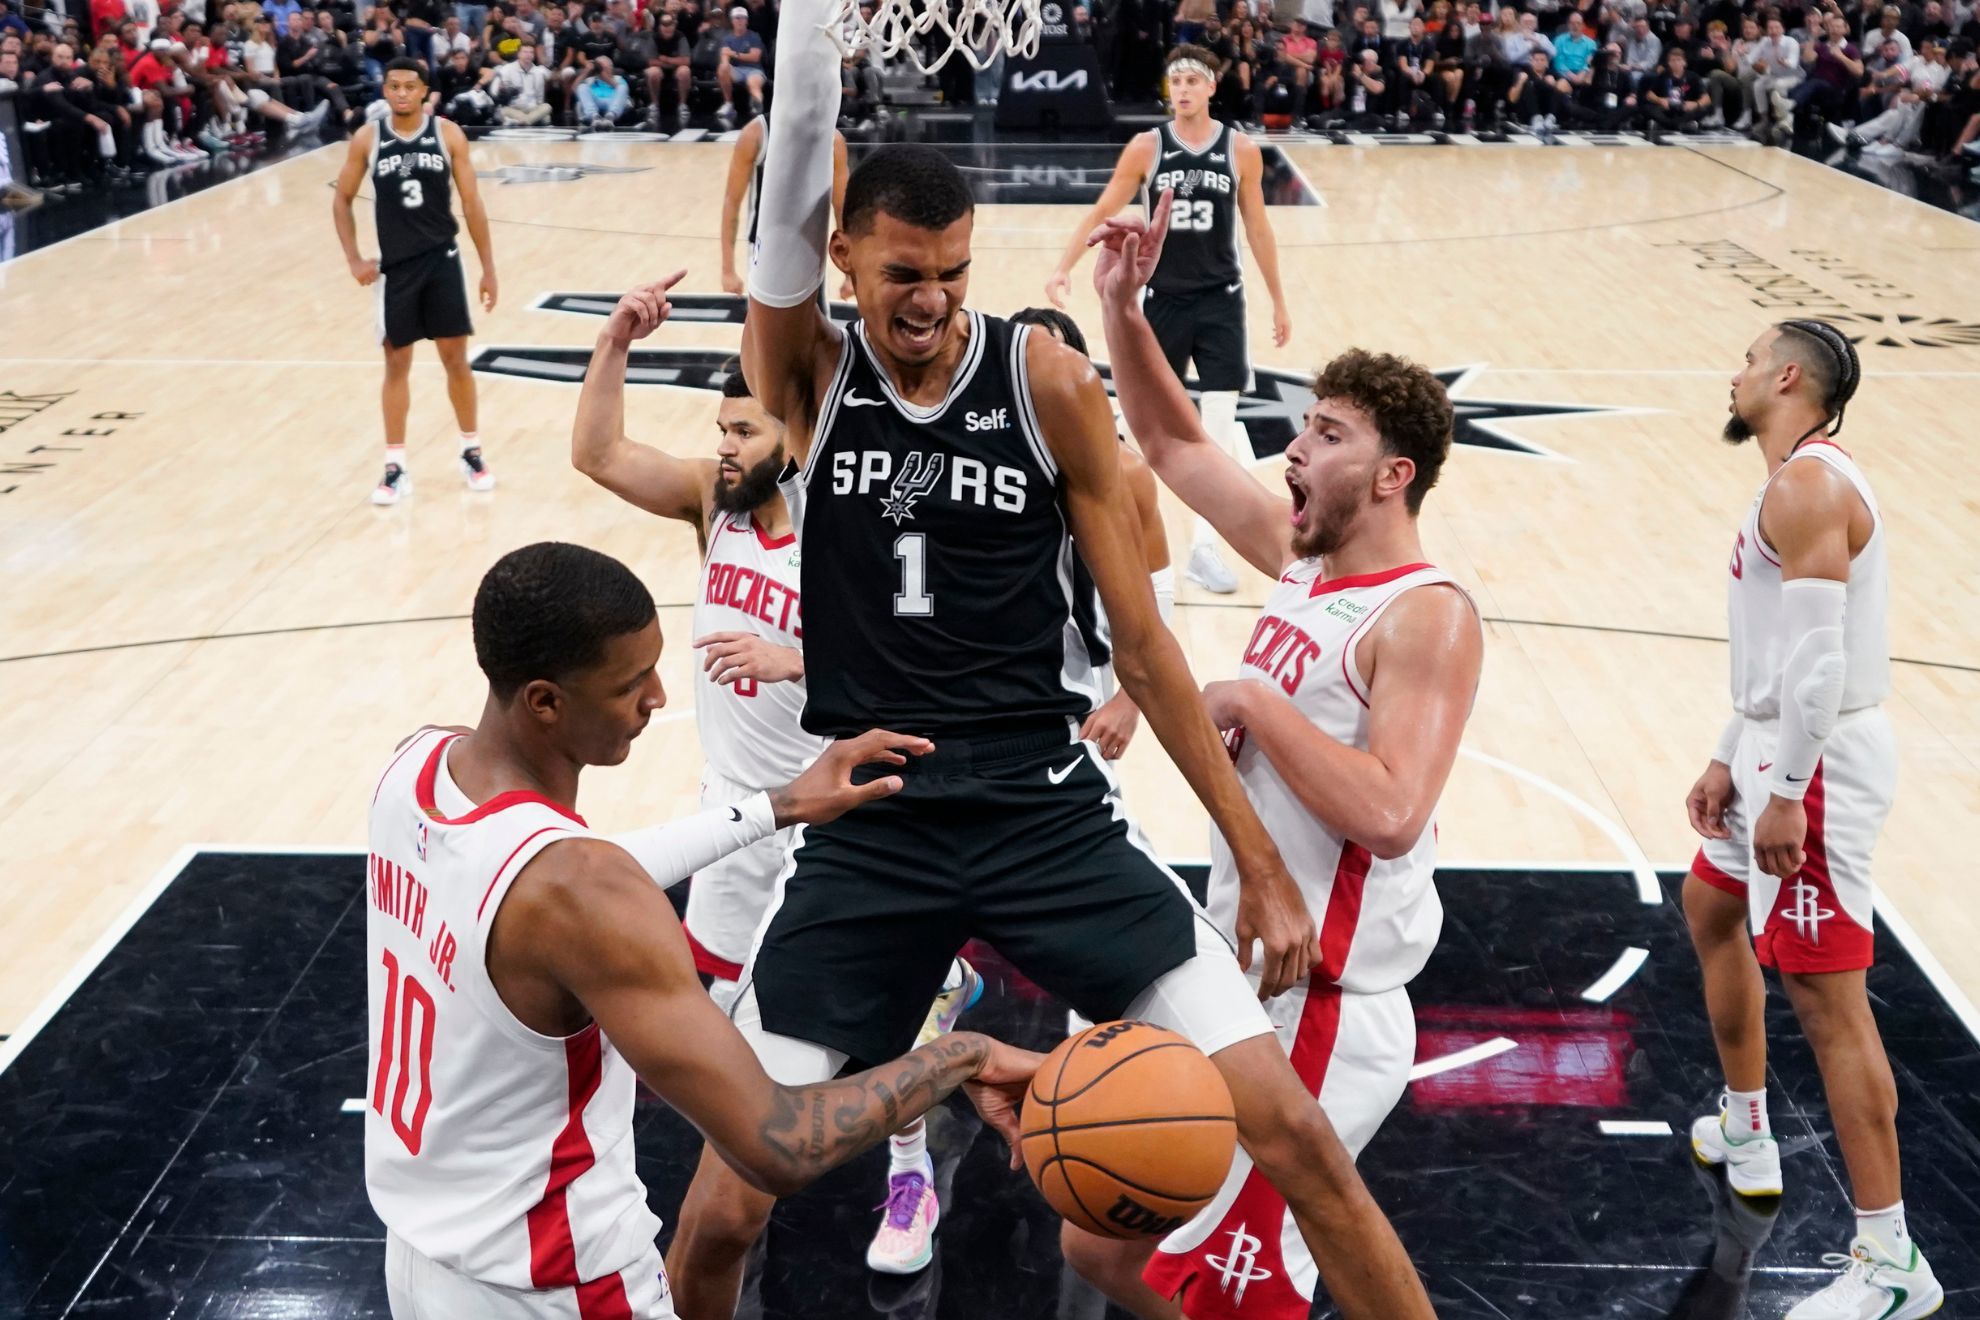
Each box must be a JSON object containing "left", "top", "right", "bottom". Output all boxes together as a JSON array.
[
  {"left": 1580, "top": 947, "right": 1650, "bottom": 1002},
  {"left": 0, "top": 843, "right": 200, "bottom": 1077},
  {"left": 1408, "top": 1036, "right": 1518, "bottom": 1082},
  {"left": 1457, "top": 748, "right": 1663, "bottom": 905},
  {"left": 1599, "top": 1120, "right": 1674, "bottom": 1137},
  {"left": 1875, "top": 895, "right": 1980, "bottom": 1047}
]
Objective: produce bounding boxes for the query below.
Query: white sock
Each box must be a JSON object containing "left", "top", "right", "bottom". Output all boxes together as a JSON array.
[
  {"left": 1724, "top": 1086, "right": 1770, "bottom": 1140},
  {"left": 1193, "top": 391, "right": 1245, "bottom": 551},
  {"left": 459, "top": 432, "right": 480, "bottom": 454},
  {"left": 97, "top": 127, "right": 116, "bottom": 157},
  {"left": 889, "top": 1120, "right": 930, "bottom": 1177},
  {"left": 384, "top": 445, "right": 408, "bottom": 471},
  {"left": 1855, "top": 1201, "right": 1909, "bottom": 1256}
]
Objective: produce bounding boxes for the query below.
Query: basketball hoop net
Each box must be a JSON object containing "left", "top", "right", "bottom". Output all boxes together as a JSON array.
[{"left": 826, "top": 0, "right": 1042, "bottom": 73}]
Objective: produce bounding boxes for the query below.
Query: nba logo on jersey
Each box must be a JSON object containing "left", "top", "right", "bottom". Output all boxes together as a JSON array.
[{"left": 414, "top": 820, "right": 428, "bottom": 862}]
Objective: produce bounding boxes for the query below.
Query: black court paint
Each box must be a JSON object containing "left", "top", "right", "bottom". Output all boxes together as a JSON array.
[{"left": 2, "top": 852, "right": 1976, "bottom": 1316}]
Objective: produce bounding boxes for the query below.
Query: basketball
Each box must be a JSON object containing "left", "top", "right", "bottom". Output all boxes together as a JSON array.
[{"left": 1021, "top": 1021, "right": 1236, "bottom": 1239}]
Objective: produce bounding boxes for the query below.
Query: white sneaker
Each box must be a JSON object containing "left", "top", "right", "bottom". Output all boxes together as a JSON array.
[
  {"left": 913, "top": 958, "right": 981, "bottom": 1048},
  {"left": 1690, "top": 1107, "right": 1783, "bottom": 1198},
  {"left": 1785, "top": 1236, "right": 1942, "bottom": 1320},
  {"left": 866, "top": 1159, "right": 939, "bottom": 1275},
  {"left": 1185, "top": 542, "right": 1240, "bottom": 594},
  {"left": 371, "top": 462, "right": 411, "bottom": 506},
  {"left": 460, "top": 447, "right": 496, "bottom": 493}
]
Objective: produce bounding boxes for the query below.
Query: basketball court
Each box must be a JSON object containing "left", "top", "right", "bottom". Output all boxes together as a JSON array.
[{"left": 2, "top": 114, "right": 1979, "bottom": 1317}]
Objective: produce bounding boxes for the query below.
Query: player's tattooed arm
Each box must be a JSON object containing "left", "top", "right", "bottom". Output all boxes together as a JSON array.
[{"left": 752, "top": 1034, "right": 985, "bottom": 1185}]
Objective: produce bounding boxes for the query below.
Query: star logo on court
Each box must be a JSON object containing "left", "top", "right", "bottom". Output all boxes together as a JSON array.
[
  {"left": 1824, "top": 311, "right": 1980, "bottom": 350},
  {"left": 482, "top": 299, "right": 1635, "bottom": 462},
  {"left": 1095, "top": 362, "right": 1630, "bottom": 461}
]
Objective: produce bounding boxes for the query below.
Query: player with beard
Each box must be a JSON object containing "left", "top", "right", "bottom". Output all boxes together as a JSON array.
[
  {"left": 1684, "top": 321, "right": 1938, "bottom": 1320},
  {"left": 1062, "top": 197, "right": 1482, "bottom": 1320},
  {"left": 570, "top": 272, "right": 984, "bottom": 1279}
]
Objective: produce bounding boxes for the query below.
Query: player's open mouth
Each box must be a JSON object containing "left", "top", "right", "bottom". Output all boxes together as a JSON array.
[
  {"left": 1287, "top": 471, "right": 1309, "bottom": 527},
  {"left": 895, "top": 317, "right": 940, "bottom": 350}
]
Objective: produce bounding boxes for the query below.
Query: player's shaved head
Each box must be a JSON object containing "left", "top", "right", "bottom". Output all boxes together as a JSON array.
[
  {"left": 841, "top": 144, "right": 973, "bottom": 236},
  {"left": 474, "top": 542, "right": 657, "bottom": 700}
]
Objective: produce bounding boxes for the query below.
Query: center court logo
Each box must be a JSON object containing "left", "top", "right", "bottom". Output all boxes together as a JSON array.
[
  {"left": 1205, "top": 1224, "right": 1273, "bottom": 1304},
  {"left": 1782, "top": 879, "right": 1834, "bottom": 944}
]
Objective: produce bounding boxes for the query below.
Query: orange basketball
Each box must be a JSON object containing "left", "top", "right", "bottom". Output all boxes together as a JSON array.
[{"left": 1020, "top": 1021, "right": 1236, "bottom": 1239}]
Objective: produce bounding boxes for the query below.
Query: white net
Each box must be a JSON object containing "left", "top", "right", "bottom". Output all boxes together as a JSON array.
[{"left": 826, "top": 0, "right": 1043, "bottom": 73}]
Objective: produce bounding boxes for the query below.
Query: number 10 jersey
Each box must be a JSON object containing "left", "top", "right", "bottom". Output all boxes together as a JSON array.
[{"left": 783, "top": 311, "right": 1104, "bottom": 738}]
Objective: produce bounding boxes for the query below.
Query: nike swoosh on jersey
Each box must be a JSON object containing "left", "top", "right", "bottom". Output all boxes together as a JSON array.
[
  {"left": 1758, "top": 762, "right": 1773, "bottom": 772},
  {"left": 446, "top": 247, "right": 459, "bottom": 258},
  {"left": 842, "top": 389, "right": 887, "bottom": 408},
  {"left": 728, "top": 805, "right": 743, "bottom": 822},
  {"left": 1047, "top": 755, "right": 1086, "bottom": 785},
  {"left": 1785, "top": 772, "right": 1810, "bottom": 782}
]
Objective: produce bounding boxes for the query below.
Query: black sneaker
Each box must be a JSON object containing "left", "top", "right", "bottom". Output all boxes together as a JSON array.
[
  {"left": 459, "top": 447, "right": 496, "bottom": 493},
  {"left": 371, "top": 462, "right": 411, "bottom": 506}
]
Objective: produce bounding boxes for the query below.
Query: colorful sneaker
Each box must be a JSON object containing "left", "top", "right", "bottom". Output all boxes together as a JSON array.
[
  {"left": 1785, "top": 1236, "right": 1942, "bottom": 1320},
  {"left": 914, "top": 958, "right": 982, "bottom": 1048},
  {"left": 371, "top": 462, "right": 411, "bottom": 506},
  {"left": 460, "top": 447, "right": 496, "bottom": 493},
  {"left": 1690, "top": 1100, "right": 1783, "bottom": 1198},
  {"left": 866, "top": 1161, "right": 938, "bottom": 1275}
]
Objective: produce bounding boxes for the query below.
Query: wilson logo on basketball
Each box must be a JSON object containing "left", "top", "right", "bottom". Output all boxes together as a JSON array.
[
  {"left": 1105, "top": 1194, "right": 1187, "bottom": 1236},
  {"left": 1082, "top": 1021, "right": 1141, "bottom": 1049}
]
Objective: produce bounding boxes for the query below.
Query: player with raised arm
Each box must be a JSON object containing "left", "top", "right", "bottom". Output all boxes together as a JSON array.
[
  {"left": 364, "top": 541, "right": 1038, "bottom": 1318},
  {"left": 1045, "top": 44, "right": 1292, "bottom": 597},
  {"left": 1683, "top": 321, "right": 1939, "bottom": 1320},
  {"left": 332, "top": 57, "right": 499, "bottom": 508},
  {"left": 660, "top": 4, "right": 1435, "bottom": 1317},
  {"left": 719, "top": 116, "right": 852, "bottom": 302},
  {"left": 1062, "top": 197, "right": 1482, "bottom": 1320},
  {"left": 570, "top": 275, "right": 984, "bottom": 1277}
]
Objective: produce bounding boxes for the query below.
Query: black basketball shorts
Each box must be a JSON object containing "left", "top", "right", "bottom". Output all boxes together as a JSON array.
[
  {"left": 378, "top": 244, "right": 474, "bottom": 348},
  {"left": 746, "top": 722, "right": 1221, "bottom": 1067},
  {"left": 1143, "top": 284, "right": 1251, "bottom": 393}
]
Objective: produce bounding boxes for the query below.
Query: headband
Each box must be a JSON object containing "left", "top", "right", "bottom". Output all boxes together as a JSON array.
[{"left": 1167, "top": 57, "right": 1216, "bottom": 81}]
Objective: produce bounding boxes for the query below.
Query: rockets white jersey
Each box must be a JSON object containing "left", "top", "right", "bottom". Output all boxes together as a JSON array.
[
  {"left": 691, "top": 508, "right": 825, "bottom": 787},
  {"left": 364, "top": 729, "right": 661, "bottom": 1291},
  {"left": 1209, "top": 562, "right": 1471, "bottom": 994},
  {"left": 1727, "top": 441, "right": 1890, "bottom": 720}
]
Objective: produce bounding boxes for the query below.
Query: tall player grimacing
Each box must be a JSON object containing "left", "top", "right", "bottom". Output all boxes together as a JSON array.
[
  {"left": 332, "top": 58, "right": 499, "bottom": 507},
  {"left": 660, "top": 2, "right": 1435, "bottom": 1315},
  {"left": 1066, "top": 195, "right": 1483, "bottom": 1320}
]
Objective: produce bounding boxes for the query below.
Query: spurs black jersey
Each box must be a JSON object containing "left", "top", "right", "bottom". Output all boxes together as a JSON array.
[
  {"left": 371, "top": 115, "right": 458, "bottom": 267},
  {"left": 781, "top": 312, "right": 1104, "bottom": 737},
  {"left": 1142, "top": 121, "right": 1241, "bottom": 296}
]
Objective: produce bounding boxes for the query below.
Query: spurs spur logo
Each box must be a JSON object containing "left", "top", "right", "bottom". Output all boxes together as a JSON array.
[{"left": 881, "top": 451, "right": 946, "bottom": 525}]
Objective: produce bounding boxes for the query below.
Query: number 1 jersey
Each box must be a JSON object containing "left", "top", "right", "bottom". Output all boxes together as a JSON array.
[
  {"left": 364, "top": 728, "right": 660, "bottom": 1291},
  {"left": 782, "top": 312, "right": 1103, "bottom": 737}
]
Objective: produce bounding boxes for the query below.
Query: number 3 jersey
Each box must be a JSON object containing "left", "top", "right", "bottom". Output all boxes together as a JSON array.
[
  {"left": 1211, "top": 562, "right": 1472, "bottom": 995},
  {"left": 364, "top": 728, "right": 660, "bottom": 1291},
  {"left": 370, "top": 114, "right": 458, "bottom": 267},
  {"left": 782, "top": 311, "right": 1104, "bottom": 737}
]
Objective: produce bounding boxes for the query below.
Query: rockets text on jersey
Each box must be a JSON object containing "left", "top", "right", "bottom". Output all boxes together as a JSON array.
[
  {"left": 1209, "top": 562, "right": 1474, "bottom": 995},
  {"left": 691, "top": 509, "right": 825, "bottom": 788}
]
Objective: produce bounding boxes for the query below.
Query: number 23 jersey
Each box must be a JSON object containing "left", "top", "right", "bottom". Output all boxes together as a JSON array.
[{"left": 783, "top": 312, "right": 1104, "bottom": 737}]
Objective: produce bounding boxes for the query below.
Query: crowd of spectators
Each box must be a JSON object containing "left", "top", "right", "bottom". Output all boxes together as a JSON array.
[
  {"left": 1090, "top": 0, "right": 1980, "bottom": 153},
  {"left": 3, "top": 0, "right": 1978, "bottom": 205}
]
